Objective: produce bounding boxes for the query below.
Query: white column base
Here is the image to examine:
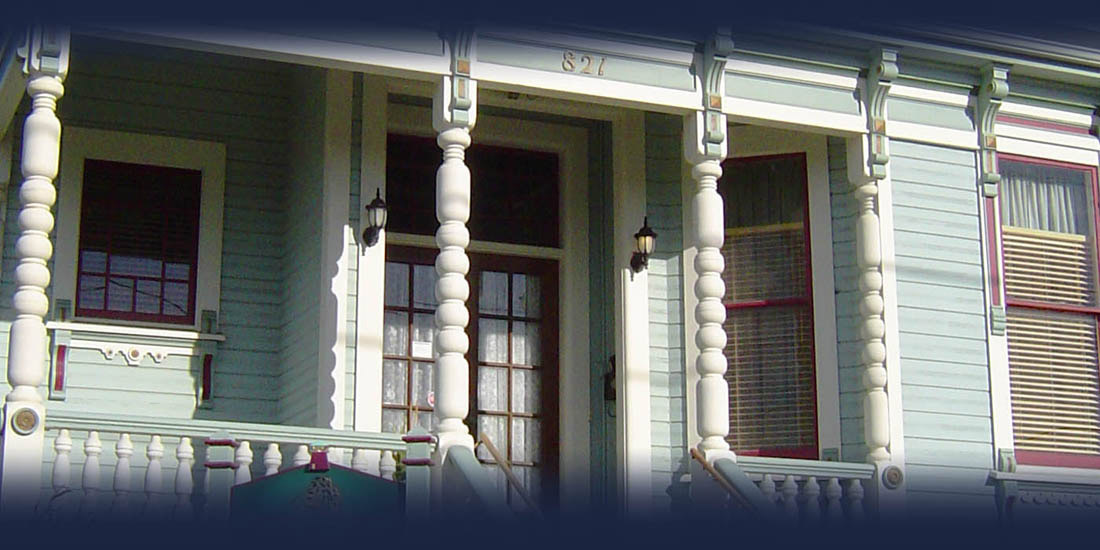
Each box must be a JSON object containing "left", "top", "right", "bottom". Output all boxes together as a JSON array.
[{"left": 0, "top": 401, "right": 47, "bottom": 516}]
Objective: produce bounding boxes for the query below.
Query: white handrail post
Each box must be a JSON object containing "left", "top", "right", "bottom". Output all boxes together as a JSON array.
[
  {"left": 49, "top": 429, "right": 73, "bottom": 518},
  {"left": 112, "top": 433, "right": 134, "bottom": 517},
  {"left": 203, "top": 431, "right": 236, "bottom": 520},
  {"left": 81, "top": 431, "right": 102, "bottom": 518},
  {"left": 174, "top": 437, "right": 194, "bottom": 520},
  {"left": 263, "top": 443, "right": 282, "bottom": 476},
  {"left": 144, "top": 435, "right": 164, "bottom": 519},
  {"left": 234, "top": 441, "right": 253, "bottom": 486}
]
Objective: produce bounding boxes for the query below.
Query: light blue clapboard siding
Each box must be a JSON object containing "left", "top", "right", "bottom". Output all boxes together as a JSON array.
[
  {"left": 645, "top": 113, "right": 689, "bottom": 513},
  {"left": 278, "top": 67, "right": 326, "bottom": 426},
  {"left": 344, "top": 74, "right": 363, "bottom": 430},
  {"left": 0, "top": 37, "right": 292, "bottom": 424},
  {"left": 889, "top": 139, "right": 994, "bottom": 512},
  {"left": 828, "top": 137, "right": 867, "bottom": 462}
]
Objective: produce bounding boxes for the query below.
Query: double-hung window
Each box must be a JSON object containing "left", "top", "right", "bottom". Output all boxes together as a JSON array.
[
  {"left": 718, "top": 152, "right": 818, "bottom": 459},
  {"left": 999, "top": 155, "right": 1100, "bottom": 467}
]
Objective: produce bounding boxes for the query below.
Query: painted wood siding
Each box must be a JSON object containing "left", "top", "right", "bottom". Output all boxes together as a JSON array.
[
  {"left": 645, "top": 113, "right": 688, "bottom": 513},
  {"left": 0, "top": 37, "right": 291, "bottom": 422},
  {"left": 828, "top": 137, "right": 868, "bottom": 462},
  {"left": 278, "top": 67, "right": 325, "bottom": 426},
  {"left": 889, "top": 140, "right": 994, "bottom": 514},
  {"left": 342, "top": 74, "right": 362, "bottom": 430}
]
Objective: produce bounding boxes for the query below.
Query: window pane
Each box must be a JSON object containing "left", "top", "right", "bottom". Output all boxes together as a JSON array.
[
  {"left": 511, "top": 418, "right": 540, "bottom": 465},
  {"left": 163, "top": 282, "right": 189, "bottom": 316},
  {"left": 381, "top": 409, "right": 407, "bottom": 434},
  {"left": 1001, "top": 160, "right": 1090, "bottom": 235},
  {"left": 478, "top": 366, "right": 509, "bottom": 413},
  {"left": 477, "top": 415, "right": 507, "bottom": 462},
  {"left": 110, "top": 255, "right": 163, "bottom": 278},
  {"left": 384, "top": 262, "right": 409, "bottom": 307},
  {"left": 512, "top": 274, "right": 540, "bottom": 319},
  {"left": 382, "top": 359, "right": 407, "bottom": 406},
  {"left": 135, "top": 280, "right": 162, "bottom": 314},
  {"left": 79, "top": 275, "right": 105, "bottom": 310},
  {"left": 107, "top": 278, "right": 134, "bottom": 311},
  {"left": 479, "top": 272, "right": 508, "bottom": 315},
  {"left": 165, "top": 262, "right": 190, "bottom": 281},
  {"left": 413, "top": 265, "right": 438, "bottom": 309},
  {"left": 81, "top": 251, "right": 107, "bottom": 274},
  {"left": 411, "top": 313, "right": 435, "bottom": 359},
  {"left": 383, "top": 311, "right": 409, "bottom": 355},
  {"left": 511, "top": 322, "right": 540, "bottom": 366},
  {"left": 478, "top": 319, "right": 508, "bottom": 363},
  {"left": 414, "top": 411, "right": 436, "bottom": 432},
  {"left": 412, "top": 361, "right": 434, "bottom": 409},
  {"left": 511, "top": 369, "right": 540, "bottom": 414}
]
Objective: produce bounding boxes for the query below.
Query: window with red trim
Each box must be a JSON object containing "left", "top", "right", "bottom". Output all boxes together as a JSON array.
[
  {"left": 998, "top": 155, "right": 1100, "bottom": 468},
  {"left": 718, "top": 153, "right": 818, "bottom": 459},
  {"left": 75, "top": 159, "right": 201, "bottom": 324}
]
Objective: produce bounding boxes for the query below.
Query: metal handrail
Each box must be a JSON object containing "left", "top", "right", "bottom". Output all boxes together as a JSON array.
[
  {"left": 690, "top": 447, "right": 755, "bottom": 509},
  {"left": 475, "top": 434, "right": 543, "bottom": 519}
]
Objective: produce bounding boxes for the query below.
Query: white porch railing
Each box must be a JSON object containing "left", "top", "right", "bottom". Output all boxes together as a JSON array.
[
  {"left": 723, "top": 456, "right": 875, "bottom": 522},
  {"left": 39, "top": 410, "right": 430, "bottom": 520}
]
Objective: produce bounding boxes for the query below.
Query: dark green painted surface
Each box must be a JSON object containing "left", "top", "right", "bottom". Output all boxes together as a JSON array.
[{"left": 231, "top": 464, "right": 404, "bottom": 519}]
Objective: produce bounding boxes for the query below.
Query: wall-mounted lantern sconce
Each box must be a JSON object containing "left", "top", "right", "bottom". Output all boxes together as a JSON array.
[
  {"left": 630, "top": 216, "right": 657, "bottom": 273},
  {"left": 362, "top": 189, "right": 388, "bottom": 247}
]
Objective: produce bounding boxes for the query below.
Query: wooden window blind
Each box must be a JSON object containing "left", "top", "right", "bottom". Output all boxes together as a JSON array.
[
  {"left": 1000, "top": 157, "right": 1100, "bottom": 466},
  {"left": 719, "top": 154, "right": 817, "bottom": 459}
]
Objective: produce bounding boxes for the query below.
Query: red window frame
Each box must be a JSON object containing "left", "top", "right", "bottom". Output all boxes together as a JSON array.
[
  {"left": 720, "top": 152, "right": 819, "bottom": 460},
  {"left": 74, "top": 159, "right": 201, "bottom": 325},
  {"left": 996, "top": 153, "right": 1100, "bottom": 468}
]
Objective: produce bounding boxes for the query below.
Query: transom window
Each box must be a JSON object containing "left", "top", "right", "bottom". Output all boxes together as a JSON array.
[
  {"left": 75, "top": 159, "right": 201, "bottom": 324},
  {"left": 718, "top": 153, "right": 818, "bottom": 459},
  {"left": 999, "top": 156, "right": 1100, "bottom": 467}
]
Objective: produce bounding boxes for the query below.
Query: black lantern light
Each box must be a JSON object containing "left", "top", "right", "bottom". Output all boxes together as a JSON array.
[
  {"left": 630, "top": 216, "right": 657, "bottom": 273},
  {"left": 362, "top": 188, "right": 388, "bottom": 247}
]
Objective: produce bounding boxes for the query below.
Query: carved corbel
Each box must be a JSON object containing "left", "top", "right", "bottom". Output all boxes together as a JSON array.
[
  {"left": 686, "top": 28, "right": 733, "bottom": 162},
  {"left": 17, "top": 25, "right": 70, "bottom": 78},
  {"left": 434, "top": 26, "right": 477, "bottom": 130},
  {"left": 978, "top": 64, "right": 1010, "bottom": 198},
  {"left": 864, "top": 48, "right": 897, "bottom": 180}
]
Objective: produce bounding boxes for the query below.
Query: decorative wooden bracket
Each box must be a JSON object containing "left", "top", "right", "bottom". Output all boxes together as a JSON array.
[
  {"left": 864, "top": 48, "right": 898, "bottom": 180},
  {"left": 978, "top": 64, "right": 1010, "bottom": 198},
  {"left": 438, "top": 25, "right": 477, "bottom": 128},
  {"left": 17, "top": 25, "right": 70, "bottom": 78},
  {"left": 702, "top": 28, "right": 733, "bottom": 158}
]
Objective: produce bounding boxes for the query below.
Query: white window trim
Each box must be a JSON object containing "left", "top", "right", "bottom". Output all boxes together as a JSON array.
[
  {"left": 683, "top": 124, "right": 842, "bottom": 458},
  {"left": 55, "top": 127, "right": 226, "bottom": 333},
  {"left": 986, "top": 121, "right": 1100, "bottom": 468}
]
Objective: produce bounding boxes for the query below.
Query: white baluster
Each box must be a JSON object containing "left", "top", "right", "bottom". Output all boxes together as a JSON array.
[
  {"left": 112, "top": 434, "right": 133, "bottom": 516},
  {"left": 50, "top": 429, "right": 73, "bottom": 517},
  {"left": 802, "top": 476, "right": 821, "bottom": 523},
  {"left": 380, "top": 450, "right": 396, "bottom": 481},
  {"left": 144, "top": 435, "right": 164, "bottom": 519},
  {"left": 351, "top": 449, "right": 370, "bottom": 473},
  {"left": 759, "top": 473, "right": 777, "bottom": 511},
  {"left": 825, "top": 477, "right": 844, "bottom": 522},
  {"left": 263, "top": 443, "right": 282, "bottom": 476},
  {"left": 292, "top": 445, "right": 310, "bottom": 467},
  {"left": 81, "top": 431, "right": 102, "bottom": 517},
  {"left": 846, "top": 478, "right": 865, "bottom": 521},
  {"left": 174, "top": 437, "right": 194, "bottom": 520},
  {"left": 781, "top": 475, "right": 799, "bottom": 519},
  {"left": 235, "top": 441, "right": 253, "bottom": 486}
]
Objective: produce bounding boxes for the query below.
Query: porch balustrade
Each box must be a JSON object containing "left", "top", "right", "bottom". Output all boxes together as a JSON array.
[
  {"left": 711, "top": 456, "right": 875, "bottom": 523},
  {"left": 38, "top": 410, "right": 430, "bottom": 521}
]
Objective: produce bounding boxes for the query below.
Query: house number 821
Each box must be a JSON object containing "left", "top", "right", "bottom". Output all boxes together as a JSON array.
[{"left": 562, "top": 51, "right": 606, "bottom": 76}]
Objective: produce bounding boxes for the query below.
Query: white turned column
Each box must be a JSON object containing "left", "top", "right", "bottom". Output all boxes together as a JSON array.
[
  {"left": 174, "top": 437, "right": 194, "bottom": 520},
  {"left": 846, "top": 478, "right": 865, "bottom": 521},
  {"left": 855, "top": 177, "right": 890, "bottom": 463},
  {"left": 824, "top": 477, "right": 843, "bottom": 522},
  {"left": 112, "top": 434, "right": 133, "bottom": 516},
  {"left": 144, "top": 436, "right": 164, "bottom": 518},
  {"left": 51, "top": 429, "right": 72, "bottom": 515},
  {"left": 0, "top": 67, "right": 67, "bottom": 516},
  {"left": 688, "top": 155, "right": 736, "bottom": 460},
  {"left": 431, "top": 124, "right": 475, "bottom": 459},
  {"left": 292, "top": 445, "right": 310, "bottom": 467},
  {"left": 803, "top": 476, "right": 822, "bottom": 522},
  {"left": 380, "top": 450, "right": 396, "bottom": 481},
  {"left": 351, "top": 449, "right": 370, "bottom": 473},
  {"left": 263, "top": 443, "right": 282, "bottom": 476},
  {"left": 234, "top": 441, "right": 253, "bottom": 485},
  {"left": 81, "top": 431, "right": 102, "bottom": 516}
]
